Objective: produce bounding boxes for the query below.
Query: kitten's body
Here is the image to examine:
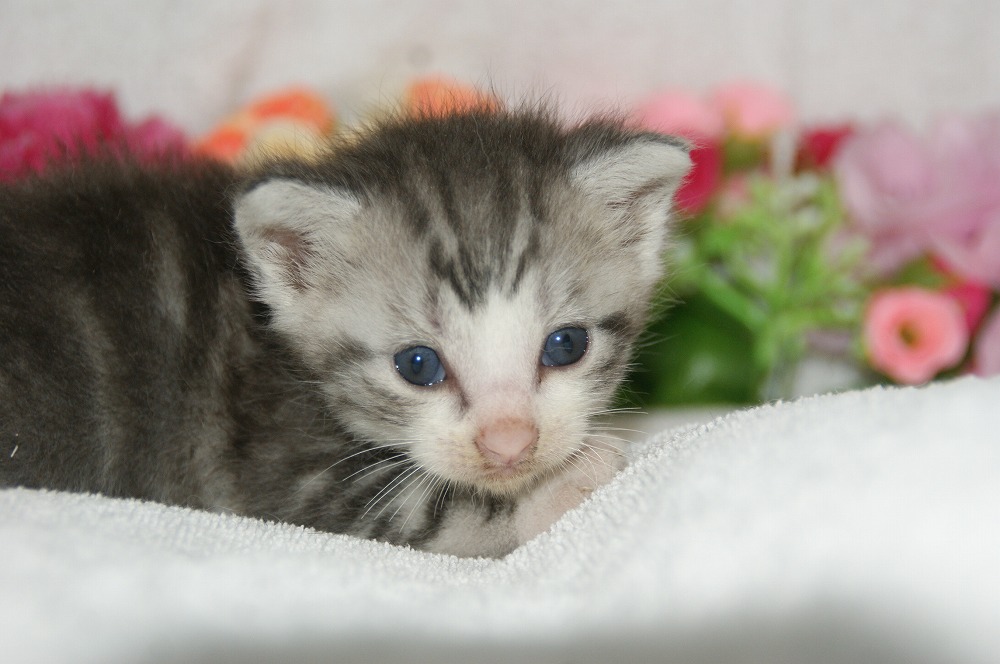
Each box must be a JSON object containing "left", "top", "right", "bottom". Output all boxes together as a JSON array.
[{"left": 0, "top": 111, "right": 688, "bottom": 557}]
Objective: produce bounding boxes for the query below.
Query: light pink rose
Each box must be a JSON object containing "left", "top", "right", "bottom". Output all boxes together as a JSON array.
[
  {"left": 635, "top": 90, "right": 725, "bottom": 141},
  {"left": 973, "top": 307, "right": 1000, "bottom": 377},
  {"left": 834, "top": 123, "right": 937, "bottom": 274},
  {"left": 709, "top": 82, "right": 796, "bottom": 139},
  {"left": 864, "top": 287, "right": 969, "bottom": 384},
  {"left": 835, "top": 115, "right": 1000, "bottom": 284},
  {"left": 933, "top": 207, "right": 1000, "bottom": 287},
  {"left": 924, "top": 115, "right": 1000, "bottom": 285}
]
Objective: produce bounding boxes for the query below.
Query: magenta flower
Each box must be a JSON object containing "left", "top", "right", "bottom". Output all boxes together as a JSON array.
[
  {"left": 797, "top": 124, "right": 854, "bottom": 170},
  {"left": 942, "top": 280, "right": 993, "bottom": 333},
  {"left": 635, "top": 91, "right": 725, "bottom": 216},
  {"left": 864, "top": 287, "right": 969, "bottom": 384},
  {"left": 0, "top": 88, "right": 187, "bottom": 181},
  {"left": 834, "top": 115, "right": 1000, "bottom": 283},
  {"left": 673, "top": 143, "right": 723, "bottom": 215},
  {"left": 973, "top": 308, "right": 1000, "bottom": 377}
]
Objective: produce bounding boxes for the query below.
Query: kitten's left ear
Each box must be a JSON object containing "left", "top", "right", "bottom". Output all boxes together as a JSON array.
[{"left": 570, "top": 133, "right": 691, "bottom": 279}]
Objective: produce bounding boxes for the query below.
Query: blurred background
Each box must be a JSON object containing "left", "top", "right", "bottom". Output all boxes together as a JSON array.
[
  {"left": 3, "top": 0, "right": 998, "bottom": 410},
  {"left": 3, "top": 0, "right": 997, "bottom": 130}
]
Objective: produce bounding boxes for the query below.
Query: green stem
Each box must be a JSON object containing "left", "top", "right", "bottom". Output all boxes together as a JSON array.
[{"left": 697, "top": 268, "right": 769, "bottom": 331}]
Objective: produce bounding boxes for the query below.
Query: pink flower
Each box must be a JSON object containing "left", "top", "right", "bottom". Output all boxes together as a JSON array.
[
  {"left": 635, "top": 90, "right": 725, "bottom": 141},
  {"left": 834, "top": 123, "right": 935, "bottom": 274},
  {"left": 864, "top": 287, "right": 969, "bottom": 384},
  {"left": 709, "top": 82, "right": 796, "bottom": 140},
  {"left": 834, "top": 115, "right": 1000, "bottom": 283},
  {"left": 933, "top": 206, "right": 1000, "bottom": 287},
  {"left": 973, "top": 307, "right": 1000, "bottom": 377},
  {"left": 0, "top": 88, "right": 187, "bottom": 181}
]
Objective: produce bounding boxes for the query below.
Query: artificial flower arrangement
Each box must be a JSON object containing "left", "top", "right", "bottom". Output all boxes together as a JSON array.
[
  {"left": 2, "top": 80, "right": 997, "bottom": 406},
  {"left": 631, "top": 85, "right": 1000, "bottom": 404}
]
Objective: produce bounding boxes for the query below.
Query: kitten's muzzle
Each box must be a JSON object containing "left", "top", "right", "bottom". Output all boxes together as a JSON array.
[{"left": 475, "top": 419, "right": 538, "bottom": 468}]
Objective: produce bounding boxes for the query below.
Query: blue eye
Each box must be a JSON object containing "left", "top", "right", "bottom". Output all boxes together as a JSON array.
[
  {"left": 394, "top": 346, "right": 446, "bottom": 386},
  {"left": 540, "top": 327, "right": 589, "bottom": 367}
]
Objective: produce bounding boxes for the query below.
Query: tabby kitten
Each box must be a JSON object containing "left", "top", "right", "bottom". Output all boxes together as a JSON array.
[{"left": 0, "top": 109, "right": 689, "bottom": 557}]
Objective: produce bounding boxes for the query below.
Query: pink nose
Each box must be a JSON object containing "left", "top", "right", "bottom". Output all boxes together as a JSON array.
[{"left": 476, "top": 419, "right": 538, "bottom": 467}]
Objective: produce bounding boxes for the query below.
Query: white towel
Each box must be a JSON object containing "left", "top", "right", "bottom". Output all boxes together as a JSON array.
[{"left": 3, "top": 376, "right": 998, "bottom": 663}]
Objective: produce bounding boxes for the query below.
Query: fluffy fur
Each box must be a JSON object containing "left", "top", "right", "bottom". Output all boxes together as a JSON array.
[{"left": 0, "top": 109, "right": 689, "bottom": 557}]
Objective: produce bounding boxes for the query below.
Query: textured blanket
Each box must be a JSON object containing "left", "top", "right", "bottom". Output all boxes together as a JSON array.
[{"left": 3, "top": 376, "right": 998, "bottom": 663}]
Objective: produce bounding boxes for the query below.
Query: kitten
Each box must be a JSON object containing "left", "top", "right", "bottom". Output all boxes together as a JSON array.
[{"left": 0, "top": 109, "right": 689, "bottom": 557}]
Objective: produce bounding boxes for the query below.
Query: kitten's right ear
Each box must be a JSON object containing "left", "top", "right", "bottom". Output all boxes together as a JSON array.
[
  {"left": 233, "top": 179, "right": 361, "bottom": 301},
  {"left": 570, "top": 133, "right": 691, "bottom": 208},
  {"left": 568, "top": 133, "right": 691, "bottom": 284}
]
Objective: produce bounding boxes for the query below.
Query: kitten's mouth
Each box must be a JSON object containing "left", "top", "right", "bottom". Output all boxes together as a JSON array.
[
  {"left": 472, "top": 446, "right": 567, "bottom": 496},
  {"left": 480, "top": 457, "right": 534, "bottom": 479},
  {"left": 475, "top": 463, "right": 542, "bottom": 495},
  {"left": 436, "top": 423, "right": 571, "bottom": 495}
]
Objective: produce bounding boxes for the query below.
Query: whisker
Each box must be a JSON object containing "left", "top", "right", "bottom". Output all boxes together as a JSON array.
[
  {"left": 585, "top": 433, "right": 633, "bottom": 446},
  {"left": 563, "top": 454, "right": 597, "bottom": 487},
  {"left": 399, "top": 472, "right": 438, "bottom": 530},
  {"left": 573, "top": 448, "right": 601, "bottom": 482},
  {"left": 363, "top": 464, "right": 420, "bottom": 519},
  {"left": 343, "top": 455, "right": 412, "bottom": 484},
  {"left": 589, "top": 423, "right": 647, "bottom": 434},
  {"left": 433, "top": 480, "right": 451, "bottom": 518},
  {"left": 374, "top": 466, "right": 425, "bottom": 521},
  {"left": 579, "top": 440, "right": 627, "bottom": 462},
  {"left": 293, "top": 441, "right": 418, "bottom": 495},
  {"left": 590, "top": 406, "right": 647, "bottom": 417}
]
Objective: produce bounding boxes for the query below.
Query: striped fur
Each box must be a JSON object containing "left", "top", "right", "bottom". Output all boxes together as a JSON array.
[{"left": 0, "top": 109, "right": 689, "bottom": 557}]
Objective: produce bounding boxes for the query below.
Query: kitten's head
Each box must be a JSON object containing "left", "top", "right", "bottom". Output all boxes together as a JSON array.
[{"left": 234, "top": 109, "right": 689, "bottom": 495}]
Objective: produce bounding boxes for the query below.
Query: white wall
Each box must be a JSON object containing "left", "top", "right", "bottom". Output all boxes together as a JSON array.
[{"left": 1, "top": 0, "right": 997, "bottom": 132}]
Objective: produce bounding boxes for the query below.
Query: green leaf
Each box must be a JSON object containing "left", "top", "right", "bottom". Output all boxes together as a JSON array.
[{"left": 631, "top": 295, "right": 765, "bottom": 406}]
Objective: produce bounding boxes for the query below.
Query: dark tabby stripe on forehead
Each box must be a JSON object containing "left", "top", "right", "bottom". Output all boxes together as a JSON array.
[
  {"left": 427, "top": 238, "right": 480, "bottom": 309},
  {"left": 410, "top": 156, "right": 547, "bottom": 309},
  {"left": 510, "top": 225, "right": 542, "bottom": 294}
]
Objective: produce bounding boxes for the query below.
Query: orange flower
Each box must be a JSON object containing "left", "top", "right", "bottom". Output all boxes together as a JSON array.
[
  {"left": 196, "top": 87, "right": 335, "bottom": 162},
  {"left": 404, "top": 77, "right": 500, "bottom": 117}
]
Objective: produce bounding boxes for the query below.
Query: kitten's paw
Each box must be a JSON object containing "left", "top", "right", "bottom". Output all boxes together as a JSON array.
[{"left": 514, "top": 440, "right": 626, "bottom": 544}]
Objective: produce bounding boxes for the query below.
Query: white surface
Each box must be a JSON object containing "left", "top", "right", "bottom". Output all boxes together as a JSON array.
[
  {"left": 1, "top": 0, "right": 998, "bottom": 133},
  {"left": 3, "top": 376, "right": 999, "bottom": 663}
]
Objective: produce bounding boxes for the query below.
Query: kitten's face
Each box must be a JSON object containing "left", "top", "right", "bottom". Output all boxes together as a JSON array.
[{"left": 235, "top": 112, "right": 689, "bottom": 496}]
